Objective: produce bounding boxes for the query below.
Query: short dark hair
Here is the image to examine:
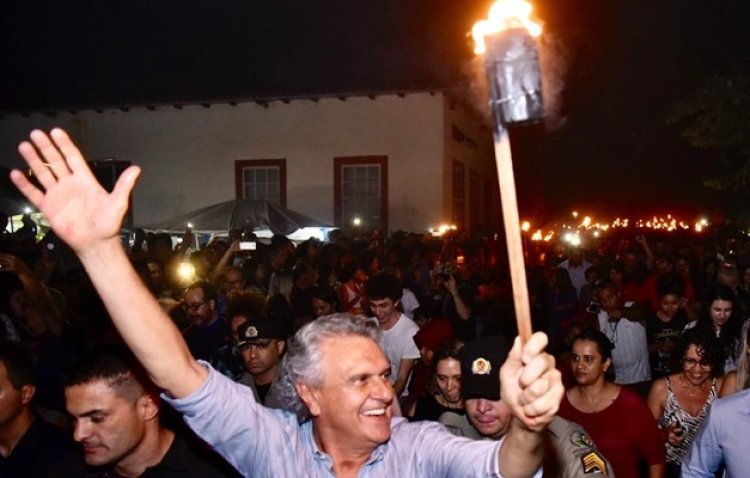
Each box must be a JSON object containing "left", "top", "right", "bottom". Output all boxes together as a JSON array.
[
  {"left": 64, "top": 345, "right": 152, "bottom": 404},
  {"left": 365, "top": 272, "right": 402, "bottom": 302},
  {"left": 657, "top": 273, "right": 684, "bottom": 298},
  {"left": 594, "top": 278, "right": 617, "bottom": 296},
  {"left": 185, "top": 280, "right": 218, "bottom": 303},
  {"left": 225, "top": 290, "right": 267, "bottom": 321},
  {"left": 0, "top": 342, "right": 35, "bottom": 390}
]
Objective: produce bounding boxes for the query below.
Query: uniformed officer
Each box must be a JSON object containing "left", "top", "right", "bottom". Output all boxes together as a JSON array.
[{"left": 440, "top": 336, "right": 614, "bottom": 477}]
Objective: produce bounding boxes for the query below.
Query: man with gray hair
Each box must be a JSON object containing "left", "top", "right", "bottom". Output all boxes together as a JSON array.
[{"left": 10, "top": 128, "right": 565, "bottom": 478}]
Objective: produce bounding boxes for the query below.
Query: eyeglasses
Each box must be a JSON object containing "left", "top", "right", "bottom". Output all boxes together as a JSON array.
[
  {"left": 183, "top": 301, "right": 206, "bottom": 312},
  {"left": 682, "top": 357, "right": 711, "bottom": 369}
]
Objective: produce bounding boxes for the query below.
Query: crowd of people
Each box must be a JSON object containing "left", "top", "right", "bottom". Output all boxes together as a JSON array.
[{"left": 1, "top": 128, "right": 749, "bottom": 477}]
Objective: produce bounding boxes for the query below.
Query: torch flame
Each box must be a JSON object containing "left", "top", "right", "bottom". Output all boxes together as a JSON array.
[{"left": 472, "top": 0, "right": 542, "bottom": 54}]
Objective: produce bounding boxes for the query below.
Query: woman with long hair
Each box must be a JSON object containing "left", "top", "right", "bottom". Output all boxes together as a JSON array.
[
  {"left": 410, "top": 338, "right": 465, "bottom": 422},
  {"left": 687, "top": 283, "right": 745, "bottom": 372},
  {"left": 647, "top": 328, "right": 724, "bottom": 478},
  {"left": 559, "top": 329, "right": 665, "bottom": 478}
]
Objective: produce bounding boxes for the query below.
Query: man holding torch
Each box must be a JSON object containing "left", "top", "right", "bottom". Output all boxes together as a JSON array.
[{"left": 10, "top": 128, "right": 562, "bottom": 477}]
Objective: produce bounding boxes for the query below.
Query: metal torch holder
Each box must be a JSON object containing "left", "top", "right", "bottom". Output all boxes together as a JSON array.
[{"left": 483, "top": 28, "right": 544, "bottom": 135}]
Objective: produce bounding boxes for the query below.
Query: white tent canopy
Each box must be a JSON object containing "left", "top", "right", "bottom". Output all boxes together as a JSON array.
[{"left": 146, "top": 199, "right": 334, "bottom": 240}]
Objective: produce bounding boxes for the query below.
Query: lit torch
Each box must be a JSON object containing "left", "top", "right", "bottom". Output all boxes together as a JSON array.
[{"left": 473, "top": 0, "right": 543, "bottom": 344}]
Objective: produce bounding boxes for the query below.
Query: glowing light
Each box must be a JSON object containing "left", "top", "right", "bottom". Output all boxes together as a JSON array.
[
  {"left": 521, "top": 221, "right": 531, "bottom": 232},
  {"left": 23, "top": 207, "right": 32, "bottom": 214},
  {"left": 352, "top": 217, "right": 362, "bottom": 227},
  {"left": 187, "top": 222, "right": 194, "bottom": 229},
  {"left": 177, "top": 262, "right": 196, "bottom": 281},
  {"left": 429, "top": 224, "right": 458, "bottom": 237},
  {"left": 564, "top": 233, "right": 581, "bottom": 246},
  {"left": 572, "top": 211, "right": 579, "bottom": 218},
  {"left": 513, "top": 212, "right": 710, "bottom": 247},
  {"left": 472, "top": 0, "right": 543, "bottom": 54}
]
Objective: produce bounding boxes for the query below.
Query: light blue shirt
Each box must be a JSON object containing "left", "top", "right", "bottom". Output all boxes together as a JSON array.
[
  {"left": 682, "top": 389, "right": 750, "bottom": 477},
  {"left": 164, "top": 363, "right": 517, "bottom": 478}
]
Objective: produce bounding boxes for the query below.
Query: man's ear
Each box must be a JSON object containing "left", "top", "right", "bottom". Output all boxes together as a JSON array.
[
  {"left": 276, "top": 340, "right": 286, "bottom": 355},
  {"left": 20, "top": 384, "right": 36, "bottom": 405},
  {"left": 296, "top": 383, "right": 321, "bottom": 417},
  {"left": 138, "top": 394, "right": 160, "bottom": 422}
]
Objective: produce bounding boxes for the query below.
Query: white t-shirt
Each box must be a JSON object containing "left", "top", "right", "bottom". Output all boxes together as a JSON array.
[
  {"left": 400, "top": 288, "right": 420, "bottom": 320},
  {"left": 559, "top": 259, "right": 592, "bottom": 297},
  {"left": 380, "top": 313, "right": 421, "bottom": 394},
  {"left": 598, "top": 309, "right": 651, "bottom": 384}
]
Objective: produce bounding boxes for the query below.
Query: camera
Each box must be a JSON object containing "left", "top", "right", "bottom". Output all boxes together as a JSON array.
[
  {"left": 586, "top": 301, "right": 600, "bottom": 314},
  {"left": 435, "top": 261, "right": 458, "bottom": 282}
]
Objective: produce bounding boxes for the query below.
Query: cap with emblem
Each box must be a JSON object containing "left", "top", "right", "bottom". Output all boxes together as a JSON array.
[
  {"left": 236, "top": 319, "right": 285, "bottom": 348},
  {"left": 460, "top": 336, "right": 513, "bottom": 401}
]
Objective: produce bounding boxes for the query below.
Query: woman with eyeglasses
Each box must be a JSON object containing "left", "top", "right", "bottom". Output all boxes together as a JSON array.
[
  {"left": 559, "top": 329, "right": 665, "bottom": 478},
  {"left": 646, "top": 328, "right": 725, "bottom": 478}
]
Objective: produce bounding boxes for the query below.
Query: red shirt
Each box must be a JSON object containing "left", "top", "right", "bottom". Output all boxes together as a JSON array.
[{"left": 558, "top": 387, "right": 665, "bottom": 478}]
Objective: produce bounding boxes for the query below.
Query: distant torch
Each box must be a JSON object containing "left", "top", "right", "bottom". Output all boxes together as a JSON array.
[{"left": 473, "top": 0, "right": 543, "bottom": 344}]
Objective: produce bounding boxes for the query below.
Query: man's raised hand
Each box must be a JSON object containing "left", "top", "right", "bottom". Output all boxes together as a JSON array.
[{"left": 10, "top": 128, "right": 140, "bottom": 254}]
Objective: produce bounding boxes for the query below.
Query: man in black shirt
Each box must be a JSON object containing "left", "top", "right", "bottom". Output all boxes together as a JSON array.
[
  {"left": 0, "top": 343, "right": 84, "bottom": 478},
  {"left": 64, "top": 346, "right": 238, "bottom": 478}
]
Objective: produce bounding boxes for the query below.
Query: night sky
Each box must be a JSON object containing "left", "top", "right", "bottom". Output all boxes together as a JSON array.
[{"left": 2, "top": 0, "right": 749, "bottom": 222}]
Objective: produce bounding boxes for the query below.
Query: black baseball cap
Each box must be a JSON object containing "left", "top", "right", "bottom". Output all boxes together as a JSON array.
[
  {"left": 236, "top": 320, "right": 285, "bottom": 347},
  {"left": 460, "top": 336, "right": 513, "bottom": 401}
]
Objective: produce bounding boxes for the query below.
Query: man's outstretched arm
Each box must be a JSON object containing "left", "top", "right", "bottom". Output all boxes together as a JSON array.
[{"left": 11, "top": 128, "right": 206, "bottom": 397}]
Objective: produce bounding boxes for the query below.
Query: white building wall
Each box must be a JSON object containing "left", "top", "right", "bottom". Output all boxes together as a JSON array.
[
  {"left": 442, "top": 96, "right": 497, "bottom": 229},
  {"left": 0, "top": 92, "right": 447, "bottom": 233}
]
